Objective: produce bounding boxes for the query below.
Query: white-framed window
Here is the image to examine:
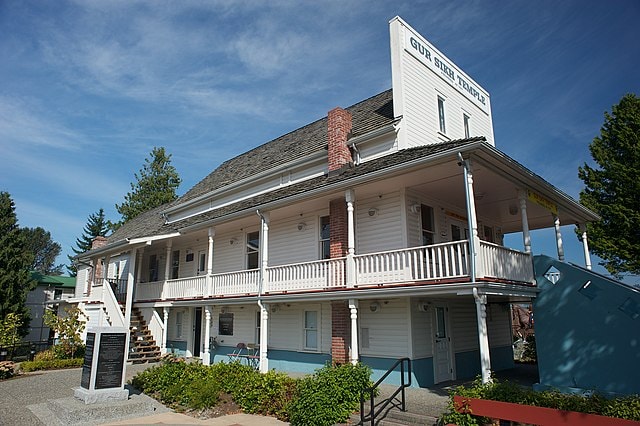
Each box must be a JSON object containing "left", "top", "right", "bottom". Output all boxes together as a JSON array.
[
  {"left": 197, "top": 250, "right": 206, "bottom": 275},
  {"left": 113, "top": 261, "right": 120, "bottom": 279},
  {"left": 255, "top": 311, "right": 261, "bottom": 345},
  {"left": 421, "top": 204, "right": 435, "bottom": 245},
  {"left": 303, "top": 310, "right": 319, "bottom": 351},
  {"left": 148, "top": 254, "right": 158, "bottom": 282},
  {"left": 246, "top": 231, "right": 259, "bottom": 269},
  {"left": 320, "top": 216, "right": 330, "bottom": 260},
  {"left": 463, "top": 113, "right": 470, "bottom": 138},
  {"left": 437, "top": 96, "right": 446, "bottom": 134},
  {"left": 176, "top": 311, "right": 183, "bottom": 338},
  {"left": 171, "top": 250, "right": 180, "bottom": 279}
]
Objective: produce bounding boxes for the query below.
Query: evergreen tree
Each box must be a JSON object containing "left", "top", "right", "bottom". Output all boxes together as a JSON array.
[
  {"left": 21, "top": 226, "right": 64, "bottom": 275},
  {"left": 578, "top": 93, "right": 640, "bottom": 277},
  {"left": 115, "top": 147, "right": 181, "bottom": 225},
  {"left": 67, "top": 208, "right": 110, "bottom": 276},
  {"left": 0, "top": 192, "right": 35, "bottom": 336}
]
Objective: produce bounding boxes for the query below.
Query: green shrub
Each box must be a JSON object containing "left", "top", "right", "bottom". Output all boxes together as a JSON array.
[
  {"left": 20, "top": 358, "right": 83, "bottom": 372},
  {"left": 288, "top": 362, "right": 373, "bottom": 426},
  {"left": 0, "top": 361, "right": 17, "bottom": 379},
  {"left": 232, "top": 370, "right": 296, "bottom": 418},
  {"left": 522, "top": 334, "right": 537, "bottom": 362},
  {"left": 33, "top": 349, "right": 56, "bottom": 361},
  {"left": 438, "top": 376, "right": 640, "bottom": 425}
]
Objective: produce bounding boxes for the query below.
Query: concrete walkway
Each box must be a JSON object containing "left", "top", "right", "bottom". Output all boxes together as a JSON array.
[{"left": 0, "top": 363, "right": 287, "bottom": 426}]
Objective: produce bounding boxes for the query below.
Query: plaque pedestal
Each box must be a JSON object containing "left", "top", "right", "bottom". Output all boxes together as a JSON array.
[{"left": 74, "top": 326, "right": 129, "bottom": 404}]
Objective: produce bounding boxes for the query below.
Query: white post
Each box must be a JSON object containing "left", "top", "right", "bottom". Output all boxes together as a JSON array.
[
  {"left": 345, "top": 189, "right": 356, "bottom": 287},
  {"left": 553, "top": 215, "right": 565, "bottom": 262},
  {"left": 459, "top": 154, "right": 481, "bottom": 280},
  {"left": 473, "top": 288, "right": 492, "bottom": 384},
  {"left": 203, "top": 306, "right": 211, "bottom": 365},
  {"left": 579, "top": 223, "right": 592, "bottom": 270},
  {"left": 164, "top": 242, "right": 172, "bottom": 281},
  {"left": 519, "top": 191, "right": 532, "bottom": 253},
  {"left": 124, "top": 249, "right": 137, "bottom": 328},
  {"left": 348, "top": 299, "right": 359, "bottom": 364},
  {"left": 136, "top": 247, "right": 144, "bottom": 287},
  {"left": 259, "top": 303, "right": 269, "bottom": 373},
  {"left": 162, "top": 307, "right": 169, "bottom": 354},
  {"left": 100, "top": 255, "right": 111, "bottom": 326},
  {"left": 260, "top": 212, "right": 269, "bottom": 293}
]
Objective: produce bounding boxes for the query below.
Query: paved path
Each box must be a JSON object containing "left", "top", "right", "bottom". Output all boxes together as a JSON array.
[{"left": 0, "top": 364, "right": 287, "bottom": 426}]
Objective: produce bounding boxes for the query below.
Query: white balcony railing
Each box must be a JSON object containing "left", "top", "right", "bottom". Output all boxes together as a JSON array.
[
  {"left": 267, "top": 257, "right": 346, "bottom": 292},
  {"left": 355, "top": 241, "right": 469, "bottom": 286},
  {"left": 132, "top": 241, "right": 534, "bottom": 302}
]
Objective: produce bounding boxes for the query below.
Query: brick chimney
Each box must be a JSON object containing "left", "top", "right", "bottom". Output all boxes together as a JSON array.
[
  {"left": 91, "top": 236, "right": 108, "bottom": 284},
  {"left": 327, "top": 107, "right": 353, "bottom": 172}
]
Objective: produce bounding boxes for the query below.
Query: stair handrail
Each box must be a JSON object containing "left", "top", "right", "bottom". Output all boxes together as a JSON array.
[
  {"left": 102, "top": 278, "right": 126, "bottom": 328},
  {"left": 360, "top": 357, "right": 411, "bottom": 426}
]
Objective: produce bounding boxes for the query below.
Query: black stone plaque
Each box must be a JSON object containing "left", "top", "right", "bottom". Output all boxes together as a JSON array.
[
  {"left": 95, "top": 333, "right": 126, "bottom": 389},
  {"left": 81, "top": 332, "right": 95, "bottom": 389}
]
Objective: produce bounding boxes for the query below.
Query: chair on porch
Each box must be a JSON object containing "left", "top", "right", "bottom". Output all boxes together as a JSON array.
[
  {"left": 245, "top": 343, "right": 260, "bottom": 369},
  {"left": 227, "top": 342, "right": 247, "bottom": 362}
]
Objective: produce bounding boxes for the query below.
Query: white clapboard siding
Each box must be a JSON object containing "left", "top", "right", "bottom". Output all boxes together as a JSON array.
[
  {"left": 213, "top": 231, "right": 246, "bottom": 273},
  {"left": 359, "top": 299, "right": 410, "bottom": 358},
  {"left": 269, "top": 215, "right": 320, "bottom": 266},
  {"left": 410, "top": 299, "right": 433, "bottom": 358},
  {"left": 487, "top": 304, "right": 513, "bottom": 347},
  {"left": 212, "top": 306, "right": 260, "bottom": 347},
  {"left": 450, "top": 300, "right": 479, "bottom": 353},
  {"left": 356, "top": 192, "right": 403, "bottom": 254},
  {"left": 268, "top": 302, "right": 330, "bottom": 353}
]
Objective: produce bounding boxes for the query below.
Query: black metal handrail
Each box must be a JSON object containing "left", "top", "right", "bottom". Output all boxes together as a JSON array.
[{"left": 360, "top": 357, "right": 412, "bottom": 425}]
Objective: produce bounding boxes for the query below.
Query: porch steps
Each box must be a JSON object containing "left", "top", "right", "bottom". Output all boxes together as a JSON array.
[
  {"left": 128, "top": 307, "right": 161, "bottom": 364},
  {"left": 350, "top": 405, "right": 439, "bottom": 426}
]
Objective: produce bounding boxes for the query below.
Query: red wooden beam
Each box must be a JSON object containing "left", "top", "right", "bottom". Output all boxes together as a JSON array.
[{"left": 453, "top": 396, "right": 640, "bottom": 426}]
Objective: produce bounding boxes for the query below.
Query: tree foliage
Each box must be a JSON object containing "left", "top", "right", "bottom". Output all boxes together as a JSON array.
[
  {"left": 115, "top": 147, "right": 181, "bottom": 225},
  {"left": 67, "top": 208, "right": 110, "bottom": 276},
  {"left": 0, "top": 313, "right": 23, "bottom": 347},
  {"left": 21, "top": 226, "right": 64, "bottom": 275},
  {"left": 44, "top": 306, "right": 85, "bottom": 359},
  {"left": 578, "top": 94, "right": 640, "bottom": 277},
  {"left": 0, "top": 192, "right": 35, "bottom": 336}
]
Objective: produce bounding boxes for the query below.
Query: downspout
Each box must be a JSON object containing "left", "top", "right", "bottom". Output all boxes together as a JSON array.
[
  {"left": 256, "top": 210, "right": 269, "bottom": 373},
  {"left": 458, "top": 152, "right": 476, "bottom": 282}
]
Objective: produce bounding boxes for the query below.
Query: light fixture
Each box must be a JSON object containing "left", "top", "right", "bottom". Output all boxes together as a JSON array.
[
  {"left": 229, "top": 237, "right": 238, "bottom": 245},
  {"left": 368, "top": 208, "right": 378, "bottom": 217},
  {"left": 509, "top": 204, "right": 519, "bottom": 216},
  {"left": 297, "top": 222, "right": 307, "bottom": 231},
  {"left": 369, "top": 302, "right": 381, "bottom": 312},
  {"left": 417, "top": 301, "right": 431, "bottom": 312},
  {"left": 409, "top": 203, "right": 420, "bottom": 214}
]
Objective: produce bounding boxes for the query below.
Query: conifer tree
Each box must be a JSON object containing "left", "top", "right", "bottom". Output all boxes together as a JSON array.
[
  {"left": 67, "top": 208, "right": 110, "bottom": 276},
  {"left": 0, "top": 192, "right": 35, "bottom": 336},
  {"left": 578, "top": 93, "right": 640, "bottom": 277},
  {"left": 115, "top": 147, "right": 181, "bottom": 225},
  {"left": 22, "top": 226, "right": 63, "bottom": 275}
]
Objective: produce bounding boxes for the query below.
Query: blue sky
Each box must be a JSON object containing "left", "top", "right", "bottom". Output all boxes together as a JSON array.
[{"left": 1, "top": 1, "right": 638, "bottom": 281}]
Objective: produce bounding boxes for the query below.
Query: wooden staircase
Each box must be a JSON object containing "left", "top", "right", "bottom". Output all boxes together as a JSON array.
[{"left": 127, "top": 307, "right": 161, "bottom": 364}]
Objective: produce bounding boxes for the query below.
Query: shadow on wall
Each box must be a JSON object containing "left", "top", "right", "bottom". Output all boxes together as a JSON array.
[{"left": 533, "top": 255, "right": 640, "bottom": 396}]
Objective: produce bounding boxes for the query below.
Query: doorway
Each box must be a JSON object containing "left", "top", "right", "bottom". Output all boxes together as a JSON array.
[
  {"left": 193, "top": 307, "right": 202, "bottom": 357},
  {"left": 433, "top": 304, "right": 454, "bottom": 383}
]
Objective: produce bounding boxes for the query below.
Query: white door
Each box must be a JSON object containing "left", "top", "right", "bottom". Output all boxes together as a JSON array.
[
  {"left": 433, "top": 305, "right": 454, "bottom": 383},
  {"left": 196, "top": 250, "right": 207, "bottom": 275}
]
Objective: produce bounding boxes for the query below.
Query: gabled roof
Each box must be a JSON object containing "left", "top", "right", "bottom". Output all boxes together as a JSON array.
[{"left": 30, "top": 271, "right": 76, "bottom": 288}]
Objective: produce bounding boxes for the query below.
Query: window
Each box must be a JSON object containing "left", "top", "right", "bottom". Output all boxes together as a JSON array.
[
  {"left": 148, "top": 254, "right": 158, "bottom": 282},
  {"left": 421, "top": 204, "right": 435, "bottom": 245},
  {"left": 463, "top": 114, "right": 470, "bottom": 138},
  {"left": 219, "top": 312, "right": 234, "bottom": 335},
  {"left": 437, "top": 96, "right": 446, "bottom": 134},
  {"left": 483, "top": 225, "right": 494, "bottom": 243},
  {"left": 171, "top": 250, "right": 180, "bottom": 279},
  {"left": 320, "top": 216, "right": 330, "bottom": 259},
  {"left": 176, "top": 311, "right": 183, "bottom": 338},
  {"left": 435, "top": 307, "right": 447, "bottom": 338},
  {"left": 255, "top": 311, "right": 261, "bottom": 345},
  {"left": 113, "top": 261, "right": 120, "bottom": 279},
  {"left": 197, "top": 250, "right": 206, "bottom": 275},
  {"left": 304, "top": 310, "right": 318, "bottom": 350},
  {"left": 246, "top": 231, "right": 259, "bottom": 269},
  {"left": 54, "top": 289, "right": 63, "bottom": 300}
]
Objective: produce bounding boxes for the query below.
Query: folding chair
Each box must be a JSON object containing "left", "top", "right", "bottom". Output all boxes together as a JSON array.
[{"left": 227, "top": 342, "right": 247, "bottom": 362}]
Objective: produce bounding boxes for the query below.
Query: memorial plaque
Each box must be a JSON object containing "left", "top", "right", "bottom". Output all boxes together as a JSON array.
[
  {"left": 95, "top": 332, "right": 126, "bottom": 389},
  {"left": 81, "top": 332, "right": 95, "bottom": 389}
]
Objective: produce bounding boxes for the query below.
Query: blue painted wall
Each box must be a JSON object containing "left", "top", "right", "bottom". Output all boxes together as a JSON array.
[
  {"left": 533, "top": 255, "right": 640, "bottom": 396},
  {"left": 360, "top": 356, "right": 433, "bottom": 388},
  {"left": 454, "top": 346, "right": 514, "bottom": 380},
  {"left": 209, "top": 346, "right": 330, "bottom": 374},
  {"left": 167, "top": 340, "right": 187, "bottom": 356}
]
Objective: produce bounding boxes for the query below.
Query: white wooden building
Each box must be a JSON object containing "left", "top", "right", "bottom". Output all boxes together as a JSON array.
[{"left": 73, "top": 17, "right": 597, "bottom": 386}]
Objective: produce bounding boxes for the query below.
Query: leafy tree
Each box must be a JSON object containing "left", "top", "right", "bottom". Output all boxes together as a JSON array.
[
  {"left": 0, "top": 313, "right": 23, "bottom": 347},
  {"left": 21, "top": 227, "right": 64, "bottom": 275},
  {"left": 578, "top": 94, "right": 640, "bottom": 277},
  {"left": 115, "top": 146, "right": 181, "bottom": 225},
  {"left": 0, "top": 192, "right": 35, "bottom": 336},
  {"left": 67, "top": 208, "right": 110, "bottom": 276},
  {"left": 44, "top": 306, "right": 85, "bottom": 359}
]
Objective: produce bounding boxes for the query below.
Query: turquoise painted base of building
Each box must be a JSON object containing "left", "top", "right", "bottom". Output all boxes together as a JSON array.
[
  {"left": 360, "top": 356, "right": 434, "bottom": 388},
  {"left": 209, "top": 346, "right": 330, "bottom": 375},
  {"left": 454, "top": 345, "right": 514, "bottom": 380},
  {"left": 166, "top": 340, "right": 187, "bottom": 356}
]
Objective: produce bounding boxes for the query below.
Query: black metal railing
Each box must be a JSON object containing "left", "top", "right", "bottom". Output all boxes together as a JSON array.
[
  {"left": 106, "top": 278, "right": 128, "bottom": 304},
  {"left": 0, "top": 340, "right": 53, "bottom": 362},
  {"left": 360, "top": 357, "right": 412, "bottom": 425}
]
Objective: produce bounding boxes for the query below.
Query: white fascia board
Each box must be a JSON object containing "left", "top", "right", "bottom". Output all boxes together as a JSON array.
[
  {"left": 163, "top": 151, "right": 327, "bottom": 217},
  {"left": 76, "top": 234, "right": 180, "bottom": 261},
  {"left": 347, "top": 124, "right": 397, "bottom": 147},
  {"left": 474, "top": 144, "right": 599, "bottom": 222},
  {"left": 178, "top": 141, "right": 486, "bottom": 233},
  {"left": 128, "top": 232, "right": 181, "bottom": 245}
]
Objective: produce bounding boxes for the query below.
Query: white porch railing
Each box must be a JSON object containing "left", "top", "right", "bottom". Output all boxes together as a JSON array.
[
  {"left": 477, "top": 241, "right": 534, "bottom": 283},
  {"left": 135, "top": 281, "right": 164, "bottom": 301},
  {"left": 212, "top": 269, "right": 260, "bottom": 296},
  {"left": 354, "top": 241, "right": 469, "bottom": 286},
  {"left": 267, "top": 258, "right": 346, "bottom": 292},
  {"left": 164, "top": 276, "right": 207, "bottom": 299}
]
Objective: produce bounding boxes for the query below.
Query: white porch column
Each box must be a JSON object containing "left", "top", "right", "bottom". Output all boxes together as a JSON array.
[
  {"left": 259, "top": 303, "right": 269, "bottom": 373},
  {"left": 202, "top": 306, "right": 211, "bottom": 365},
  {"left": 124, "top": 249, "right": 137, "bottom": 328},
  {"left": 99, "top": 255, "right": 111, "bottom": 326},
  {"left": 553, "top": 215, "right": 565, "bottom": 262},
  {"left": 473, "top": 288, "right": 492, "bottom": 384},
  {"left": 519, "top": 191, "right": 532, "bottom": 253},
  {"left": 259, "top": 212, "right": 270, "bottom": 293},
  {"left": 348, "top": 299, "right": 359, "bottom": 364},
  {"left": 164, "top": 242, "right": 172, "bottom": 281},
  {"left": 459, "top": 154, "right": 481, "bottom": 280},
  {"left": 136, "top": 247, "right": 145, "bottom": 285},
  {"left": 345, "top": 189, "right": 356, "bottom": 287},
  {"left": 161, "top": 307, "right": 169, "bottom": 354},
  {"left": 207, "top": 227, "right": 215, "bottom": 296},
  {"left": 579, "top": 223, "right": 593, "bottom": 270}
]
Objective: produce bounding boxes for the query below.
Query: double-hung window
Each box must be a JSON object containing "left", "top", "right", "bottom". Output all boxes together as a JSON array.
[
  {"left": 437, "top": 96, "right": 446, "bottom": 134},
  {"left": 171, "top": 250, "right": 180, "bottom": 279},
  {"left": 320, "top": 216, "right": 330, "bottom": 259},
  {"left": 246, "top": 231, "right": 259, "bottom": 269},
  {"left": 148, "top": 254, "right": 158, "bottom": 282},
  {"left": 463, "top": 113, "right": 470, "bottom": 138},
  {"left": 421, "top": 204, "right": 435, "bottom": 246},
  {"left": 303, "top": 310, "right": 318, "bottom": 350}
]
